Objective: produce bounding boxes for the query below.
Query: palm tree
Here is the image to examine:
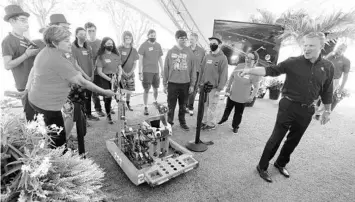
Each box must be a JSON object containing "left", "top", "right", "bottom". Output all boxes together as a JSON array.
[{"left": 250, "top": 8, "right": 355, "bottom": 46}]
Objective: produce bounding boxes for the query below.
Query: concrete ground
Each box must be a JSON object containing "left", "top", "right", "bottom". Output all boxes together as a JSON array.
[{"left": 83, "top": 84, "right": 355, "bottom": 202}]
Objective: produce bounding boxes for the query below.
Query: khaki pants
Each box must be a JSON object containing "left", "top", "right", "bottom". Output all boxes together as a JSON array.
[{"left": 202, "top": 88, "right": 220, "bottom": 126}]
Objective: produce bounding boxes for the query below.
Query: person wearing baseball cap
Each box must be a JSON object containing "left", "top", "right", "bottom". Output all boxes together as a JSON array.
[
  {"left": 163, "top": 30, "right": 197, "bottom": 131},
  {"left": 2, "top": 5, "right": 40, "bottom": 121},
  {"left": 199, "top": 34, "right": 228, "bottom": 131}
]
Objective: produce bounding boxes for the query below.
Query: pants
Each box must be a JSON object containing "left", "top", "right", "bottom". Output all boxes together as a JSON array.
[
  {"left": 258, "top": 98, "right": 315, "bottom": 170},
  {"left": 167, "top": 82, "right": 189, "bottom": 125},
  {"left": 84, "top": 90, "right": 92, "bottom": 116},
  {"left": 187, "top": 72, "right": 199, "bottom": 110},
  {"left": 92, "top": 75, "right": 103, "bottom": 112},
  {"left": 30, "top": 102, "right": 67, "bottom": 148},
  {"left": 219, "top": 97, "right": 245, "bottom": 129},
  {"left": 22, "top": 91, "right": 36, "bottom": 121},
  {"left": 202, "top": 88, "right": 220, "bottom": 126}
]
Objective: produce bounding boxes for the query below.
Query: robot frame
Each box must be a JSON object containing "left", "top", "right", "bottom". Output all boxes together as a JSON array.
[{"left": 106, "top": 83, "right": 199, "bottom": 187}]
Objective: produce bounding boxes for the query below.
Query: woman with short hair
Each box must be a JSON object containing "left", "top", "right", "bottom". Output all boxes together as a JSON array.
[
  {"left": 26, "top": 25, "right": 115, "bottom": 148},
  {"left": 217, "top": 51, "right": 261, "bottom": 134},
  {"left": 118, "top": 31, "right": 139, "bottom": 111},
  {"left": 96, "top": 37, "right": 122, "bottom": 124}
]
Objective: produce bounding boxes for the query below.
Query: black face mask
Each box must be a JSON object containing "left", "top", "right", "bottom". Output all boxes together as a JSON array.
[
  {"left": 148, "top": 38, "right": 156, "bottom": 43},
  {"left": 210, "top": 44, "right": 218, "bottom": 52},
  {"left": 105, "top": 45, "right": 113, "bottom": 51}
]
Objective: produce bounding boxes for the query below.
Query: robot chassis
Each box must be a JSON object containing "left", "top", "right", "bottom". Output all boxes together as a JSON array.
[{"left": 106, "top": 87, "right": 198, "bottom": 186}]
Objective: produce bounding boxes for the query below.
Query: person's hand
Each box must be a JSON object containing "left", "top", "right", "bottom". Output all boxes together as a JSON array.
[
  {"left": 247, "top": 96, "right": 254, "bottom": 103},
  {"left": 189, "top": 86, "right": 194, "bottom": 94},
  {"left": 25, "top": 46, "right": 40, "bottom": 57},
  {"left": 103, "top": 89, "right": 115, "bottom": 97},
  {"left": 139, "top": 73, "right": 143, "bottom": 81},
  {"left": 163, "top": 86, "right": 168, "bottom": 94},
  {"left": 320, "top": 111, "right": 331, "bottom": 125},
  {"left": 235, "top": 68, "right": 250, "bottom": 77}
]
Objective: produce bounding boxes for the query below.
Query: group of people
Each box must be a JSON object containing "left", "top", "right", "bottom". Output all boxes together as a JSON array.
[{"left": 2, "top": 4, "right": 350, "bottom": 183}]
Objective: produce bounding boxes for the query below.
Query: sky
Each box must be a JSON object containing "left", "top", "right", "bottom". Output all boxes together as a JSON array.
[{"left": 0, "top": 0, "right": 354, "bottom": 96}]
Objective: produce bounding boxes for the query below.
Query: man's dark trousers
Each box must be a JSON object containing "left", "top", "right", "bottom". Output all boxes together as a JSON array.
[
  {"left": 167, "top": 82, "right": 189, "bottom": 125},
  {"left": 258, "top": 97, "right": 315, "bottom": 170}
]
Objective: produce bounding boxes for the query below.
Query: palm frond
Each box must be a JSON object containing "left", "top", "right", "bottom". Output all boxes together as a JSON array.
[
  {"left": 250, "top": 9, "right": 277, "bottom": 24},
  {"left": 327, "top": 26, "right": 355, "bottom": 41},
  {"left": 315, "top": 10, "right": 355, "bottom": 32}
]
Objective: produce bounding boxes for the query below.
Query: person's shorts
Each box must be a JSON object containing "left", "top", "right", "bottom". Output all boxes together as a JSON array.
[{"left": 142, "top": 72, "right": 160, "bottom": 90}]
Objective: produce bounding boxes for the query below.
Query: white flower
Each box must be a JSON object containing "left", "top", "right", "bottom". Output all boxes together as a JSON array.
[
  {"left": 39, "top": 140, "right": 45, "bottom": 149},
  {"left": 21, "top": 165, "right": 31, "bottom": 172},
  {"left": 30, "top": 156, "right": 51, "bottom": 178}
]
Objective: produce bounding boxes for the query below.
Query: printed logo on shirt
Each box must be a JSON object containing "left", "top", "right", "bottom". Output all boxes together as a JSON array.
[
  {"left": 122, "top": 52, "right": 127, "bottom": 56},
  {"left": 207, "top": 60, "right": 213, "bottom": 64},
  {"left": 172, "top": 53, "right": 188, "bottom": 71},
  {"left": 149, "top": 47, "right": 154, "bottom": 51},
  {"left": 105, "top": 59, "right": 111, "bottom": 63},
  {"left": 82, "top": 50, "right": 88, "bottom": 55}
]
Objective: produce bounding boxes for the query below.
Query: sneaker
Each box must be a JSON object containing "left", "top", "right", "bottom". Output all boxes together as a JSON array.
[
  {"left": 217, "top": 119, "right": 226, "bottom": 125},
  {"left": 96, "top": 110, "right": 105, "bottom": 117},
  {"left": 188, "top": 110, "right": 194, "bottom": 116},
  {"left": 233, "top": 128, "right": 238, "bottom": 134},
  {"left": 87, "top": 114, "right": 99, "bottom": 121},
  {"left": 144, "top": 107, "right": 149, "bottom": 115},
  {"left": 314, "top": 114, "right": 320, "bottom": 120},
  {"left": 185, "top": 107, "right": 189, "bottom": 114},
  {"left": 180, "top": 124, "right": 190, "bottom": 131},
  {"left": 203, "top": 125, "right": 216, "bottom": 130},
  {"left": 107, "top": 116, "right": 114, "bottom": 124}
]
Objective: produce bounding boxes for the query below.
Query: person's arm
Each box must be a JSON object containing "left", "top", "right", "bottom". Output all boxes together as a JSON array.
[
  {"left": 339, "top": 59, "right": 350, "bottom": 91},
  {"left": 138, "top": 55, "right": 143, "bottom": 74},
  {"left": 129, "top": 61, "right": 137, "bottom": 75},
  {"left": 74, "top": 60, "right": 91, "bottom": 80},
  {"left": 2, "top": 41, "right": 39, "bottom": 70},
  {"left": 198, "top": 56, "right": 207, "bottom": 85},
  {"left": 251, "top": 80, "right": 261, "bottom": 98},
  {"left": 216, "top": 57, "right": 229, "bottom": 91},
  {"left": 320, "top": 63, "right": 335, "bottom": 110},
  {"left": 225, "top": 72, "right": 235, "bottom": 93},
  {"left": 67, "top": 74, "right": 113, "bottom": 96},
  {"left": 242, "top": 58, "right": 290, "bottom": 77},
  {"left": 163, "top": 51, "right": 170, "bottom": 88},
  {"left": 159, "top": 57, "right": 164, "bottom": 76},
  {"left": 97, "top": 67, "right": 111, "bottom": 82}
]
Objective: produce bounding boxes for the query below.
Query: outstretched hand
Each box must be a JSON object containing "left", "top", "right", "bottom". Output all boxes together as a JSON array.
[{"left": 234, "top": 68, "right": 249, "bottom": 77}]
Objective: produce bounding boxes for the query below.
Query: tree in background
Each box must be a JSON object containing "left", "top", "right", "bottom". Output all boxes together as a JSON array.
[
  {"left": 5, "top": 0, "right": 59, "bottom": 29},
  {"left": 94, "top": 0, "right": 154, "bottom": 47},
  {"left": 250, "top": 8, "right": 355, "bottom": 46}
]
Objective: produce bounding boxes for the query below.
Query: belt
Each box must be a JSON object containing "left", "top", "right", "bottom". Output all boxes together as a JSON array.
[{"left": 283, "top": 96, "right": 315, "bottom": 108}]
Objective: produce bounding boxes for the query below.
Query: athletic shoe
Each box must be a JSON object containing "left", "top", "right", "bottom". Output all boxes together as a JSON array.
[
  {"left": 96, "top": 110, "right": 105, "bottom": 117},
  {"left": 217, "top": 119, "right": 227, "bottom": 125},
  {"left": 203, "top": 125, "right": 216, "bottom": 130},
  {"left": 189, "top": 110, "right": 194, "bottom": 116},
  {"left": 180, "top": 124, "right": 190, "bottom": 131},
  {"left": 144, "top": 107, "right": 149, "bottom": 115},
  {"left": 233, "top": 128, "right": 238, "bottom": 134},
  {"left": 87, "top": 114, "right": 99, "bottom": 121},
  {"left": 107, "top": 116, "right": 113, "bottom": 124}
]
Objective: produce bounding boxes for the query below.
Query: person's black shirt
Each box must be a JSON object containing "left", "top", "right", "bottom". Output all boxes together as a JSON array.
[{"left": 265, "top": 55, "right": 334, "bottom": 105}]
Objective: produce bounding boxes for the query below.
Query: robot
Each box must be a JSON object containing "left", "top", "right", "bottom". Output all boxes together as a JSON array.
[{"left": 106, "top": 78, "right": 198, "bottom": 186}]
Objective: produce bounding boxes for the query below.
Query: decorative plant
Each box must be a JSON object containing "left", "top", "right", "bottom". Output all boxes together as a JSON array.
[
  {"left": 250, "top": 8, "right": 355, "bottom": 46},
  {"left": 256, "top": 79, "right": 267, "bottom": 98},
  {"left": 267, "top": 79, "right": 284, "bottom": 91},
  {"left": 334, "top": 89, "right": 351, "bottom": 101},
  {"left": 1, "top": 106, "right": 106, "bottom": 202}
]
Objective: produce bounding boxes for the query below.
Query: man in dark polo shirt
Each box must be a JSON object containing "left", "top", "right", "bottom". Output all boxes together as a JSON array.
[
  {"left": 138, "top": 29, "right": 164, "bottom": 115},
  {"left": 2, "top": 5, "right": 40, "bottom": 119},
  {"left": 186, "top": 32, "right": 206, "bottom": 116},
  {"left": 72, "top": 27, "right": 99, "bottom": 121},
  {"left": 85, "top": 22, "right": 105, "bottom": 117},
  {"left": 238, "top": 32, "right": 334, "bottom": 183}
]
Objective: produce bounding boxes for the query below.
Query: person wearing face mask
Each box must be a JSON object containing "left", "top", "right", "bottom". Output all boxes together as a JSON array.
[
  {"left": 217, "top": 52, "right": 261, "bottom": 134},
  {"left": 118, "top": 31, "right": 139, "bottom": 111},
  {"left": 138, "top": 29, "right": 164, "bottom": 116},
  {"left": 199, "top": 35, "right": 228, "bottom": 131},
  {"left": 96, "top": 37, "right": 122, "bottom": 124},
  {"left": 25, "top": 26, "right": 116, "bottom": 148},
  {"left": 71, "top": 27, "right": 99, "bottom": 121},
  {"left": 2, "top": 5, "right": 40, "bottom": 121},
  {"left": 236, "top": 32, "right": 334, "bottom": 183},
  {"left": 163, "top": 30, "right": 196, "bottom": 131},
  {"left": 186, "top": 32, "right": 206, "bottom": 116}
]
